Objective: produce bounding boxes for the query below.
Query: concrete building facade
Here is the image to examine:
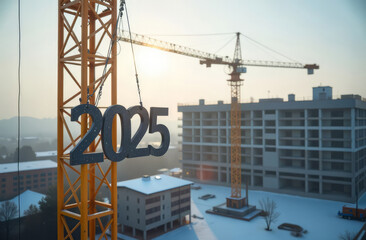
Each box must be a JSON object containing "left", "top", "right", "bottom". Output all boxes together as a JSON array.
[
  {"left": 0, "top": 160, "right": 57, "bottom": 200},
  {"left": 117, "top": 175, "right": 192, "bottom": 240},
  {"left": 178, "top": 86, "right": 366, "bottom": 203}
]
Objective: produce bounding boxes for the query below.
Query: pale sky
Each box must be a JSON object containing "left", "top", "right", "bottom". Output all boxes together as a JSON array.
[{"left": 0, "top": 0, "right": 365, "bottom": 121}]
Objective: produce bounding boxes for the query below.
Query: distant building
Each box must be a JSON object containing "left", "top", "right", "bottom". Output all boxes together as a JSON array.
[
  {"left": 117, "top": 175, "right": 192, "bottom": 240},
  {"left": 0, "top": 160, "right": 57, "bottom": 200},
  {"left": 35, "top": 150, "right": 57, "bottom": 161},
  {"left": 178, "top": 86, "right": 366, "bottom": 202}
]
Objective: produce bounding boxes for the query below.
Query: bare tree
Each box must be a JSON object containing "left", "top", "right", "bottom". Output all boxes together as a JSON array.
[
  {"left": 259, "top": 197, "right": 280, "bottom": 231},
  {"left": 339, "top": 230, "right": 355, "bottom": 240},
  {"left": 24, "top": 204, "right": 39, "bottom": 216},
  {"left": 0, "top": 201, "right": 18, "bottom": 240}
]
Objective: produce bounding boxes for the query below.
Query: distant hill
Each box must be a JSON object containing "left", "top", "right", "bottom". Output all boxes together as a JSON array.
[
  {"left": 0, "top": 116, "right": 179, "bottom": 142},
  {"left": 0, "top": 117, "right": 57, "bottom": 138}
]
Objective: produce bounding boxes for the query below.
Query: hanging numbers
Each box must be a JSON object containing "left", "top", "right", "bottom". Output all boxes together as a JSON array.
[{"left": 70, "top": 104, "right": 170, "bottom": 165}]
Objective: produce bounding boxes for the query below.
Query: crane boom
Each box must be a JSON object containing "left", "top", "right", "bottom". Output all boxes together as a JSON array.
[
  {"left": 118, "top": 30, "right": 319, "bottom": 209},
  {"left": 118, "top": 30, "right": 319, "bottom": 72}
]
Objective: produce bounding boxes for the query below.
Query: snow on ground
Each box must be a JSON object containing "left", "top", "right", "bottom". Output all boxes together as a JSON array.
[{"left": 155, "top": 184, "right": 364, "bottom": 240}]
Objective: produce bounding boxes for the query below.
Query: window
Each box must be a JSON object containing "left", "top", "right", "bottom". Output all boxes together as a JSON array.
[
  {"left": 265, "top": 128, "right": 276, "bottom": 134},
  {"left": 145, "top": 216, "right": 161, "bottom": 225},
  {"left": 137, "top": 198, "right": 139, "bottom": 204},
  {"left": 265, "top": 171, "right": 276, "bottom": 176},
  {"left": 145, "top": 206, "right": 160, "bottom": 215},
  {"left": 137, "top": 219, "right": 140, "bottom": 224},
  {"left": 1, "top": 178, "right": 5, "bottom": 182},
  {"left": 137, "top": 208, "right": 139, "bottom": 214},
  {"left": 171, "top": 197, "right": 190, "bottom": 207},
  {"left": 171, "top": 206, "right": 190, "bottom": 216},
  {"left": 145, "top": 196, "right": 160, "bottom": 205},
  {"left": 126, "top": 196, "right": 129, "bottom": 201},
  {"left": 126, "top": 216, "right": 129, "bottom": 220},
  {"left": 48, "top": 172, "right": 52, "bottom": 176},
  {"left": 265, "top": 147, "right": 276, "bottom": 152},
  {"left": 26, "top": 175, "right": 31, "bottom": 179},
  {"left": 126, "top": 206, "right": 129, "bottom": 211}
]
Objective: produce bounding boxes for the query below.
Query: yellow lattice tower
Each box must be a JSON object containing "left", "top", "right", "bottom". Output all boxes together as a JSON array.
[
  {"left": 57, "top": 0, "right": 118, "bottom": 239},
  {"left": 229, "top": 77, "right": 242, "bottom": 199}
]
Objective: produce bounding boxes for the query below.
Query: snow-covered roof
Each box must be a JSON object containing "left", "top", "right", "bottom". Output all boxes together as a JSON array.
[
  {"left": 117, "top": 175, "right": 192, "bottom": 195},
  {"left": 0, "top": 190, "right": 45, "bottom": 219},
  {"left": 35, "top": 150, "right": 57, "bottom": 158},
  {"left": 169, "top": 168, "right": 182, "bottom": 173},
  {"left": 0, "top": 160, "right": 57, "bottom": 174}
]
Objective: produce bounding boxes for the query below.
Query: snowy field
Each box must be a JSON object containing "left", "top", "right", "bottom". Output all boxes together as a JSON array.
[{"left": 154, "top": 184, "right": 364, "bottom": 240}]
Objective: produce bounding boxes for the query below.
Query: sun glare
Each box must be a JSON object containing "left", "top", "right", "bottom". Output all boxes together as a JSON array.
[{"left": 137, "top": 48, "right": 168, "bottom": 77}]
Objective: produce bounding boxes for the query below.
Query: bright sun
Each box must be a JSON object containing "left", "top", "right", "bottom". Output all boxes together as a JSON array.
[{"left": 137, "top": 48, "right": 168, "bottom": 77}]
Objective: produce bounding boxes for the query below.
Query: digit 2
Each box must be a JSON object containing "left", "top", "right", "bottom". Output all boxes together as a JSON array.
[
  {"left": 70, "top": 104, "right": 103, "bottom": 165},
  {"left": 127, "top": 106, "right": 150, "bottom": 158}
]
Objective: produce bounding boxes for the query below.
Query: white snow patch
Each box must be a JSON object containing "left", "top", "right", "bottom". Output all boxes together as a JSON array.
[
  {"left": 153, "top": 183, "right": 363, "bottom": 240},
  {"left": 0, "top": 190, "right": 45, "bottom": 219}
]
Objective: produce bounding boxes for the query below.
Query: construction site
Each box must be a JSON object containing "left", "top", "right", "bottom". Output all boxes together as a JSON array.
[{"left": 1, "top": 0, "right": 366, "bottom": 239}]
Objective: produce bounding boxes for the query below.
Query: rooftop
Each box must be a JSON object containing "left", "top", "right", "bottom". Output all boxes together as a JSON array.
[
  {"left": 0, "top": 160, "right": 57, "bottom": 174},
  {"left": 35, "top": 150, "right": 57, "bottom": 158},
  {"left": 154, "top": 183, "right": 364, "bottom": 240},
  {"left": 117, "top": 174, "right": 192, "bottom": 195}
]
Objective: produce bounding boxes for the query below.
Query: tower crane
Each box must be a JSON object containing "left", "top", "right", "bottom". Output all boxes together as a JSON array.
[{"left": 118, "top": 31, "right": 319, "bottom": 208}]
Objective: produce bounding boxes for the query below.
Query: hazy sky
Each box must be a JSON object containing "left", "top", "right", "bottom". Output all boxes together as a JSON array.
[{"left": 0, "top": 0, "right": 365, "bottom": 121}]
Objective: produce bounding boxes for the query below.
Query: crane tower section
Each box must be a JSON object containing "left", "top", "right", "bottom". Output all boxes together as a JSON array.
[
  {"left": 57, "top": 0, "right": 118, "bottom": 239},
  {"left": 229, "top": 33, "right": 244, "bottom": 199}
]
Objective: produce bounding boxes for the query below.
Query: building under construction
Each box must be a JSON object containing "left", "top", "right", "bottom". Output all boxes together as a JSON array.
[{"left": 179, "top": 86, "right": 366, "bottom": 203}]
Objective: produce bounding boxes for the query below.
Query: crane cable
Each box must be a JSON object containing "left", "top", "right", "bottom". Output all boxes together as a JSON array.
[
  {"left": 89, "top": 0, "right": 124, "bottom": 106},
  {"left": 140, "top": 32, "right": 235, "bottom": 37},
  {"left": 214, "top": 35, "right": 236, "bottom": 54},
  {"left": 124, "top": 2, "right": 143, "bottom": 108},
  {"left": 240, "top": 33, "right": 299, "bottom": 63},
  {"left": 17, "top": 0, "right": 21, "bottom": 238}
]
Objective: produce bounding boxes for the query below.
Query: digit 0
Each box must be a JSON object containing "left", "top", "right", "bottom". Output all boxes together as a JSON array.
[{"left": 101, "top": 105, "right": 131, "bottom": 162}]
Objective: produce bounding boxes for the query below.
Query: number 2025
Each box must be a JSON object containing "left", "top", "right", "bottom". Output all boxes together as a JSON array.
[{"left": 70, "top": 104, "right": 170, "bottom": 165}]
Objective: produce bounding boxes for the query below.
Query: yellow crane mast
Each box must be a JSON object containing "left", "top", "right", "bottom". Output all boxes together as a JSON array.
[{"left": 57, "top": 0, "right": 119, "bottom": 239}]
